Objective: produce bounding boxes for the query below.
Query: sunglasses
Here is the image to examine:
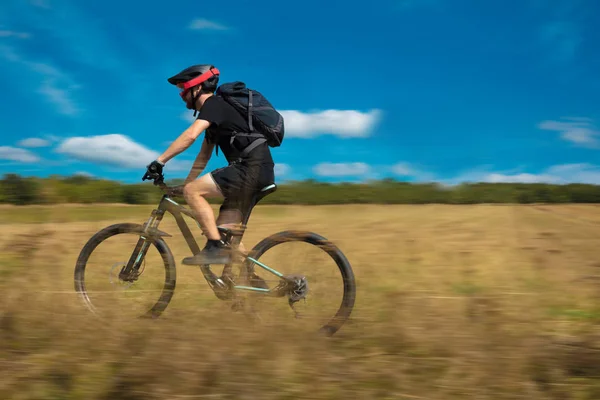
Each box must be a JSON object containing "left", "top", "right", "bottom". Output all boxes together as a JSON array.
[{"left": 178, "top": 86, "right": 192, "bottom": 99}]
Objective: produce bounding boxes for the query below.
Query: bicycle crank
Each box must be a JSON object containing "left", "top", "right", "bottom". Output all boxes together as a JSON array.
[{"left": 199, "top": 265, "right": 234, "bottom": 300}]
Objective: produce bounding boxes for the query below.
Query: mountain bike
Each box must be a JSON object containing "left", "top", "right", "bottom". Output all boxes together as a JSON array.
[{"left": 73, "top": 176, "right": 356, "bottom": 336}]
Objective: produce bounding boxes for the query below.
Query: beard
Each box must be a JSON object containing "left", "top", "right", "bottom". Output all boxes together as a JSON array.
[{"left": 184, "top": 98, "right": 195, "bottom": 110}]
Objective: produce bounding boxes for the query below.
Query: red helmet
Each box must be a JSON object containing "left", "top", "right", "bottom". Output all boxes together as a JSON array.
[
  {"left": 168, "top": 64, "right": 220, "bottom": 98},
  {"left": 168, "top": 64, "right": 220, "bottom": 113}
]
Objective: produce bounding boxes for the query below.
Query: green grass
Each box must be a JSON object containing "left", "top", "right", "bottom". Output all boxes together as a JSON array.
[
  {"left": 0, "top": 203, "right": 300, "bottom": 224},
  {"left": 0, "top": 204, "right": 155, "bottom": 224}
]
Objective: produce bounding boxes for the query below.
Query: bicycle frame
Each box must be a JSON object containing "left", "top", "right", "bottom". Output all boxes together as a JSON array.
[{"left": 120, "top": 194, "right": 289, "bottom": 296}]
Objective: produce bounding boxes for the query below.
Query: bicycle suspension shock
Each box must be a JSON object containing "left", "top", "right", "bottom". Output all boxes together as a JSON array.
[{"left": 119, "top": 209, "right": 164, "bottom": 282}]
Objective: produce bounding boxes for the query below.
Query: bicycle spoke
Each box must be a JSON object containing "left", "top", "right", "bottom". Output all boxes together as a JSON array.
[
  {"left": 74, "top": 223, "right": 176, "bottom": 320},
  {"left": 240, "top": 232, "right": 354, "bottom": 335}
]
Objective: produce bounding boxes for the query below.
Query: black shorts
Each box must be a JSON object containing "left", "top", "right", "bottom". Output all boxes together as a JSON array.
[{"left": 210, "top": 162, "right": 275, "bottom": 223}]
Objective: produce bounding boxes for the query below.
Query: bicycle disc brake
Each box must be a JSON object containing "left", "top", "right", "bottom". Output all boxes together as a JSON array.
[{"left": 110, "top": 262, "right": 143, "bottom": 288}]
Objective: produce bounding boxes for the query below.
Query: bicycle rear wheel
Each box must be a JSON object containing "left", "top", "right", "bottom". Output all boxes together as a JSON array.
[
  {"left": 74, "top": 223, "right": 176, "bottom": 319},
  {"left": 243, "top": 230, "right": 356, "bottom": 336}
]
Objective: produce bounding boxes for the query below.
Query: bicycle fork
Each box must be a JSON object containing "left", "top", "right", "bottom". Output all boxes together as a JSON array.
[{"left": 119, "top": 209, "right": 165, "bottom": 282}]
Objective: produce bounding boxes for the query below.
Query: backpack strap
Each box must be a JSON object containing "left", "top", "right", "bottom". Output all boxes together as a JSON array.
[
  {"left": 229, "top": 132, "right": 264, "bottom": 145},
  {"left": 229, "top": 131, "right": 266, "bottom": 158},
  {"left": 248, "top": 90, "right": 254, "bottom": 132},
  {"left": 223, "top": 89, "right": 266, "bottom": 161},
  {"left": 231, "top": 90, "right": 263, "bottom": 158},
  {"left": 239, "top": 137, "right": 266, "bottom": 158}
]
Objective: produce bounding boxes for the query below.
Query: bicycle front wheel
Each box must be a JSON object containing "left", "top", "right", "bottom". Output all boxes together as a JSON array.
[
  {"left": 244, "top": 230, "right": 356, "bottom": 336},
  {"left": 74, "top": 223, "right": 176, "bottom": 320}
]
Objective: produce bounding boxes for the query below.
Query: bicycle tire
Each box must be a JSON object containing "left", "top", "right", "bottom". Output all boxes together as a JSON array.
[
  {"left": 74, "top": 223, "right": 177, "bottom": 319},
  {"left": 246, "top": 230, "right": 356, "bottom": 336}
]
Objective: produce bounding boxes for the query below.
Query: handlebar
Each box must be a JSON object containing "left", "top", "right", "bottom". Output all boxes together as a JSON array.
[{"left": 142, "top": 172, "right": 184, "bottom": 197}]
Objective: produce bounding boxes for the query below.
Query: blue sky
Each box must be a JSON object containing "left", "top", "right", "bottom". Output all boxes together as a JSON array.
[{"left": 1, "top": 0, "right": 599, "bottom": 185}]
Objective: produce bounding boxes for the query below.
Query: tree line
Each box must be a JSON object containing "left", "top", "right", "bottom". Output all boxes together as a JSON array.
[{"left": 1, "top": 173, "right": 600, "bottom": 206}]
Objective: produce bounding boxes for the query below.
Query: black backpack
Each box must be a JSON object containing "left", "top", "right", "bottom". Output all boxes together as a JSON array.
[{"left": 216, "top": 81, "right": 285, "bottom": 158}]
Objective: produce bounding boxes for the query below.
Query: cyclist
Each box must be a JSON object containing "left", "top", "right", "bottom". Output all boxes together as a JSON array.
[{"left": 143, "top": 64, "right": 275, "bottom": 266}]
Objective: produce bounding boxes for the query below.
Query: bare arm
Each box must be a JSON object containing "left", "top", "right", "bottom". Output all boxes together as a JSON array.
[
  {"left": 157, "top": 119, "right": 211, "bottom": 164},
  {"left": 184, "top": 137, "right": 215, "bottom": 184}
]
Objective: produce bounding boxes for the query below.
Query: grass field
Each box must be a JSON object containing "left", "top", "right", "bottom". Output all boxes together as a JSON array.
[{"left": 1, "top": 203, "right": 599, "bottom": 399}]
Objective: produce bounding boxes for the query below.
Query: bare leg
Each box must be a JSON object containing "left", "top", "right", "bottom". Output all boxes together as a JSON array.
[
  {"left": 213, "top": 197, "right": 268, "bottom": 289},
  {"left": 182, "top": 174, "right": 223, "bottom": 240},
  {"left": 181, "top": 174, "right": 236, "bottom": 265},
  {"left": 215, "top": 209, "right": 248, "bottom": 256}
]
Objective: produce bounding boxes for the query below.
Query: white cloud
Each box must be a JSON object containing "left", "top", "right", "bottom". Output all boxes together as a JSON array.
[
  {"left": 189, "top": 18, "right": 229, "bottom": 31},
  {"left": 314, "top": 162, "right": 371, "bottom": 177},
  {"left": 0, "top": 146, "right": 40, "bottom": 163},
  {"left": 391, "top": 162, "right": 413, "bottom": 176},
  {"left": 183, "top": 108, "right": 381, "bottom": 139},
  {"left": 45, "top": 134, "right": 61, "bottom": 143},
  {"left": 546, "top": 163, "right": 588, "bottom": 174},
  {"left": 181, "top": 111, "right": 196, "bottom": 124},
  {"left": 0, "top": 45, "right": 80, "bottom": 116},
  {"left": 307, "top": 162, "right": 600, "bottom": 185},
  {"left": 17, "top": 137, "right": 51, "bottom": 148},
  {"left": 74, "top": 171, "right": 93, "bottom": 177},
  {"left": 55, "top": 134, "right": 190, "bottom": 171},
  {"left": 275, "top": 163, "right": 290, "bottom": 176},
  {"left": 441, "top": 165, "right": 494, "bottom": 185},
  {"left": 545, "top": 163, "right": 600, "bottom": 184},
  {"left": 39, "top": 79, "right": 79, "bottom": 116},
  {"left": 30, "top": 62, "right": 81, "bottom": 116},
  {"left": 445, "top": 163, "right": 600, "bottom": 186},
  {"left": 538, "top": 117, "right": 599, "bottom": 148},
  {"left": 0, "top": 30, "right": 31, "bottom": 39},
  {"left": 392, "top": 162, "right": 436, "bottom": 182},
  {"left": 484, "top": 173, "right": 560, "bottom": 184},
  {"left": 280, "top": 109, "right": 382, "bottom": 138}
]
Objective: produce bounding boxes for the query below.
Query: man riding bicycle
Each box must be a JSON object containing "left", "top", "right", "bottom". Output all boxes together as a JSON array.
[{"left": 143, "top": 64, "right": 276, "bottom": 266}]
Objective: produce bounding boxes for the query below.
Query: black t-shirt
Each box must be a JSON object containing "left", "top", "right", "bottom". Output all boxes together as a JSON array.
[{"left": 196, "top": 96, "right": 274, "bottom": 165}]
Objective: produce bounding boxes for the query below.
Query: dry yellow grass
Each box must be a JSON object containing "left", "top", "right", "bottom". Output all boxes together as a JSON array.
[{"left": 1, "top": 204, "right": 599, "bottom": 399}]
